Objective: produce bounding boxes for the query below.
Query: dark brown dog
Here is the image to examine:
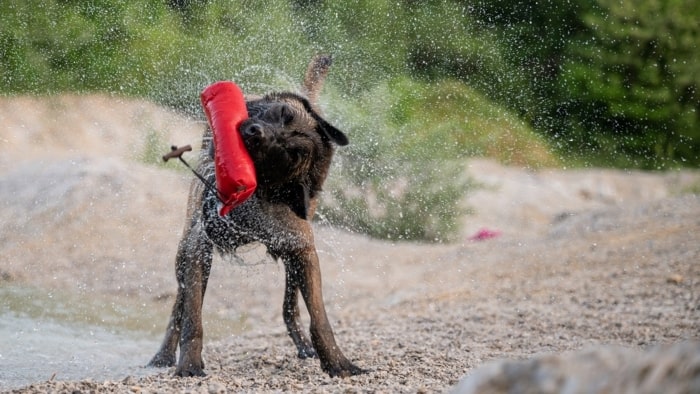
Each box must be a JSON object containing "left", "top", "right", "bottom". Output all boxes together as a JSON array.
[{"left": 147, "top": 55, "right": 364, "bottom": 378}]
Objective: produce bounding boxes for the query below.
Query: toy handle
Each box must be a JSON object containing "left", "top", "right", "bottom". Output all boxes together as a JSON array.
[{"left": 162, "top": 145, "right": 193, "bottom": 162}]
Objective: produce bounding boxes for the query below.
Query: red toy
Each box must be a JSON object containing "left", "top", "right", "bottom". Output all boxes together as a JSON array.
[{"left": 200, "top": 81, "right": 257, "bottom": 216}]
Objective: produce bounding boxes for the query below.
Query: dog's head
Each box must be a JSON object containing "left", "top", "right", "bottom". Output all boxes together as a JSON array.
[{"left": 240, "top": 92, "right": 348, "bottom": 220}]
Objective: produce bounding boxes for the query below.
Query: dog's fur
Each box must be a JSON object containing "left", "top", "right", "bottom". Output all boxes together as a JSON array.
[{"left": 148, "top": 55, "right": 363, "bottom": 378}]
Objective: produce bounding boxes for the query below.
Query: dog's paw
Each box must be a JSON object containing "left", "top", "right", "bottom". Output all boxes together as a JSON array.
[
  {"left": 147, "top": 352, "right": 176, "bottom": 368},
  {"left": 298, "top": 346, "right": 317, "bottom": 359},
  {"left": 324, "top": 360, "right": 367, "bottom": 378},
  {"left": 174, "top": 357, "right": 206, "bottom": 377},
  {"left": 174, "top": 363, "right": 206, "bottom": 378}
]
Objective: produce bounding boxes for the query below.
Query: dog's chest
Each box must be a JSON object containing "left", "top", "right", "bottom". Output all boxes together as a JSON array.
[{"left": 201, "top": 191, "right": 311, "bottom": 255}]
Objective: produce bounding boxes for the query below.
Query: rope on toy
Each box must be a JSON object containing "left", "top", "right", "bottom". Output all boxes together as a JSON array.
[
  {"left": 161, "top": 81, "right": 257, "bottom": 217},
  {"left": 162, "top": 144, "right": 226, "bottom": 205}
]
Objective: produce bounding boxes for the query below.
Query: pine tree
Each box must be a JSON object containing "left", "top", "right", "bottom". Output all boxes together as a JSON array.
[{"left": 560, "top": 0, "right": 699, "bottom": 167}]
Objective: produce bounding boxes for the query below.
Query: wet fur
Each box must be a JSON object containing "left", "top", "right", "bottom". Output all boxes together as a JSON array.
[{"left": 148, "top": 55, "right": 364, "bottom": 378}]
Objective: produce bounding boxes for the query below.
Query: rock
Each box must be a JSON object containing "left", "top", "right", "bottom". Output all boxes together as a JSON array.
[
  {"left": 207, "top": 380, "right": 226, "bottom": 394},
  {"left": 451, "top": 341, "right": 700, "bottom": 394}
]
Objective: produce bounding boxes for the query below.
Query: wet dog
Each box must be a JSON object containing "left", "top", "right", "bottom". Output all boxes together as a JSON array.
[{"left": 147, "top": 55, "right": 364, "bottom": 378}]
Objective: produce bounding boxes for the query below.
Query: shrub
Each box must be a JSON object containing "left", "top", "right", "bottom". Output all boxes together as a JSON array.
[{"left": 319, "top": 77, "right": 557, "bottom": 241}]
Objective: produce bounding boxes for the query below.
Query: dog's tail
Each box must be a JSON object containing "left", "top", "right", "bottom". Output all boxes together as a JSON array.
[{"left": 303, "top": 54, "right": 332, "bottom": 111}]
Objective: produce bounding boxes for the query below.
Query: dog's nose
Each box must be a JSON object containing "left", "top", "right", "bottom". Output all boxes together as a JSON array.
[{"left": 242, "top": 123, "right": 264, "bottom": 139}]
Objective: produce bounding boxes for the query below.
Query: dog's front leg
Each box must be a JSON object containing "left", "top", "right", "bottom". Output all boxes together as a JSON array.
[
  {"left": 147, "top": 289, "right": 183, "bottom": 368},
  {"left": 289, "top": 248, "right": 364, "bottom": 377},
  {"left": 148, "top": 231, "right": 197, "bottom": 368},
  {"left": 174, "top": 230, "right": 213, "bottom": 377},
  {"left": 149, "top": 229, "right": 212, "bottom": 377}
]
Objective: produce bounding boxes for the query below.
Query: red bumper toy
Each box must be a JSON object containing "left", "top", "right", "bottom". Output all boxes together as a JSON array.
[{"left": 200, "top": 81, "right": 257, "bottom": 216}]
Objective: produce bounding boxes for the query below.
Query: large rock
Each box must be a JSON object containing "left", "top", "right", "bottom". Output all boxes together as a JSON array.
[{"left": 452, "top": 341, "right": 700, "bottom": 394}]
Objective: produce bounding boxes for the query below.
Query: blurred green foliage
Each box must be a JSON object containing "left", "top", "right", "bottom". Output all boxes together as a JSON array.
[
  {"left": 2, "top": 0, "right": 695, "bottom": 168},
  {"left": 320, "top": 77, "right": 555, "bottom": 241},
  {"left": 1, "top": 0, "right": 698, "bottom": 239},
  {"left": 557, "top": 0, "right": 700, "bottom": 168},
  {"left": 468, "top": 0, "right": 699, "bottom": 169}
]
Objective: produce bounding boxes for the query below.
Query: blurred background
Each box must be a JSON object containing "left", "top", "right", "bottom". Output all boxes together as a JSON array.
[
  {"left": 1, "top": 0, "right": 698, "bottom": 242},
  {"left": 1, "top": 2, "right": 699, "bottom": 389}
]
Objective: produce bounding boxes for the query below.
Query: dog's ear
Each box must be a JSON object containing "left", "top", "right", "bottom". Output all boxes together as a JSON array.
[
  {"left": 286, "top": 183, "right": 310, "bottom": 220},
  {"left": 297, "top": 96, "right": 349, "bottom": 146},
  {"left": 316, "top": 117, "right": 349, "bottom": 146}
]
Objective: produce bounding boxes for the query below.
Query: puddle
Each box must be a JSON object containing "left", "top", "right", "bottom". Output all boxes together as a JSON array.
[
  {"left": 0, "top": 285, "right": 163, "bottom": 390},
  {"left": 0, "top": 313, "right": 160, "bottom": 390},
  {"left": 0, "top": 283, "right": 250, "bottom": 390}
]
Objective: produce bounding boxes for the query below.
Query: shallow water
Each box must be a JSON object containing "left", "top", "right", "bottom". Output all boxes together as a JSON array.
[
  {"left": 0, "top": 282, "right": 252, "bottom": 390},
  {"left": 0, "top": 285, "right": 163, "bottom": 390},
  {"left": 0, "top": 313, "right": 159, "bottom": 390}
]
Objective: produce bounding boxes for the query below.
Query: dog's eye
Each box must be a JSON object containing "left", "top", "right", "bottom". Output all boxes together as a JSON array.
[{"left": 279, "top": 105, "right": 294, "bottom": 125}]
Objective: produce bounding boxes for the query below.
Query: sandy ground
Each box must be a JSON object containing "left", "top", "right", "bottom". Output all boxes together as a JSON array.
[{"left": 0, "top": 95, "right": 699, "bottom": 393}]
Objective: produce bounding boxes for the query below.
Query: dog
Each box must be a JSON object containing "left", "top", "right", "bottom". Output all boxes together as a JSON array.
[{"left": 147, "top": 55, "right": 364, "bottom": 378}]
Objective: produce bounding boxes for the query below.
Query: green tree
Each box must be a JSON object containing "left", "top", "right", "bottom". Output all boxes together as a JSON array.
[
  {"left": 558, "top": 0, "right": 700, "bottom": 168},
  {"left": 464, "top": 0, "right": 592, "bottom": 124}
]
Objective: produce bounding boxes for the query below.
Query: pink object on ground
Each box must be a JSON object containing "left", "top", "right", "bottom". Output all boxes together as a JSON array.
[
  {"left": 468, "top": 228, "right": 502, "bottom": 241},
  {"left": 200, "top": 81, "right": 257, "bottom": 216}
]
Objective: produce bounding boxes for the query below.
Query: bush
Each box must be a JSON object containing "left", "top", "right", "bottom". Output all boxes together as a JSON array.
[
  {"left": 145, "top": 0, "right": 315, "bottom": 117},
  {"left": 319, "top": 77, "right": 557, "bottom": 241}
]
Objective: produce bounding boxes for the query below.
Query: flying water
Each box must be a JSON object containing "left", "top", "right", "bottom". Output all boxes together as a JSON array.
[{"left": 3, "top": 1, "right": 696, "bottom": 390}]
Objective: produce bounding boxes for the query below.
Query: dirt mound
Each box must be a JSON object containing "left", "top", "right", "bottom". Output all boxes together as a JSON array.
[
  {"left": 462, "top": 158, "right": 698, "bottom": 238},
  {"left": 0, "top": 156, "right": 185, "bottom": 291},
  {"left": 0, "top": 95, "right": 203, "bottom": 296},
  {"left": 0, "top": 94, "right": 203, "bottom": 163},
  {"left": 1, "top": 95, "right": 699, "bottom": 393}
]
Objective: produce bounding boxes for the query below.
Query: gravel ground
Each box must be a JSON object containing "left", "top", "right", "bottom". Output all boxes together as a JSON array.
[{"left": 1, "top": 95, "right": 699, "bottom": 393}]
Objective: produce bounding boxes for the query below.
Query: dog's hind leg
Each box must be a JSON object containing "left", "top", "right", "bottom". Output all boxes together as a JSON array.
[
  {"left": 283, "top": 268, "right": 317, "bottom": 359},
  {"left": 286, "top": 247, "right": 365, "bottom": 377}
]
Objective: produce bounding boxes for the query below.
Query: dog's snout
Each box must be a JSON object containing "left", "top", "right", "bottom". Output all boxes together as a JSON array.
[{"left": 242, "top": 123, "right": 264, "bottom": 139}]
